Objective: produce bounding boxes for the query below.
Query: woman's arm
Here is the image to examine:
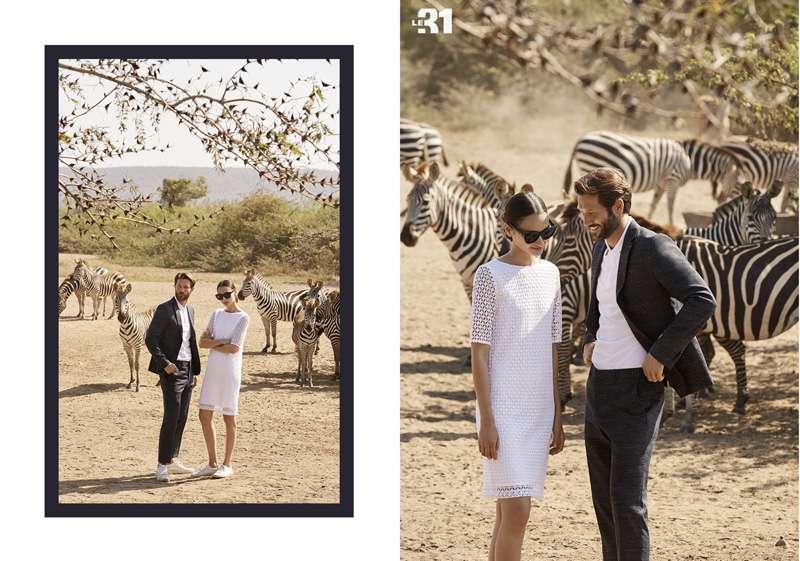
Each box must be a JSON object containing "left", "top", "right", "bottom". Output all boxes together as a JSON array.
[{"left": 472, "top": 342, "right": 498, "bottom": 460}]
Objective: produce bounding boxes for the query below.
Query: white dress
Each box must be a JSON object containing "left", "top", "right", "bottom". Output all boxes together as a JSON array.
[
  {"left": 469, "top": 259, "right": 562, "bottom": 499},
  {"left": 198, "top": 309, "right": 251, "bottom": 415}
]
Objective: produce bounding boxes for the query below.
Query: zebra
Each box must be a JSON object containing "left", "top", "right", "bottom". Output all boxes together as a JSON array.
[
  {"left": 58, "top": 275, "right": 80, "bottom": 316},
  {"left": 400, "top": 118, "right": 449, "bottom": 167},
  {"left": 713, "top": 138, "right": 799, "bottom": 212},
  {"left": 682, "top": 180, "right": 782, "bottom": 245},
  {"left": 237, "top": 268, "right": 310, "bottom": 354},
  {"left": 292, "top": 293, "right": 321, "bottom": 388},
  {"left": 315, "top": 289, "right": 340, "bottom": 381},
  {"left": 400, "top": 162, "right": 502, "bottom": 303},
  {"left": 70, "top": 260, "right": 126, "bottom": 320},
  {"left": 564, "top": 132, "right": 741, "bottom": 225},
  {"left": 114, "top": 282, "right": 156, "bottom": 392}
]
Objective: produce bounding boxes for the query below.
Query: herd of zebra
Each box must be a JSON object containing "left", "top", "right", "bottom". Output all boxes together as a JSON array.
[
  {"left": 399, "top": 118, "right": 799, "bottom": 433},
  {"left": 58, "top": 260, "right": 341, "bottom": 391}
]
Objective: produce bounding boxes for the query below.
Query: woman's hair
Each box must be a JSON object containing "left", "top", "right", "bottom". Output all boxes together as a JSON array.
[
  {"left": 572, "top": 167, "right": 632, "bottom": 214},
  {"left": 500, "top": 190, "right": 549, "bottom": 227},
  {"left": 217, "top": 279, "right": 236, "bottom": 292}
]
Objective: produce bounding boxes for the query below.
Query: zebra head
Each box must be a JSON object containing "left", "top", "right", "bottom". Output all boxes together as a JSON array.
[
  {"left": 71, "top": 258, "right": 91, "bottom": 283},
  {"left": 114, "top": 282, "right": 133, "bottom": 322},
  {"left": 548, "top": 200, "right": 595, "bottom": 284},
  {"left": 298, "top": 294, "right": 320, "bottom": 331},
  {"left": 304, "top": 278, "right": 325, "bottom": 303},
  {"left": 238, "top": 268, "right": 265, "bottom": 301},
  {"left": 741, "top": 180, "right": 781, "bottom": 242},
  {"left": 400, "top": 162, "right": 444, "bottom": 247}
]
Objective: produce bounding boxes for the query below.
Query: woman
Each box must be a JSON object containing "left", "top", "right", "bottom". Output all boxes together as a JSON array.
[
  {"left": 192, "top": 280, "right": 251, "bottom": 479},
  {"left": 469, "top": 188, "right": 565, "bottom": 561}
]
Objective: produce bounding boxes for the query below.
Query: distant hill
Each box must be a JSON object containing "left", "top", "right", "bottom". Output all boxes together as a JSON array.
[{"left": 58, "top": 166, "right": 338, "bottom": 203}]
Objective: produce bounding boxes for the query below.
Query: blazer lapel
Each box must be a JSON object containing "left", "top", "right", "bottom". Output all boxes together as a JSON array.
[{"left": 616, "top": 217, "right": 638, "bottom": 296}]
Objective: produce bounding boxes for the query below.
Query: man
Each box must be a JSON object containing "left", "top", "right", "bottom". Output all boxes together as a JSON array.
[
  {"left": 145, "top": 272, "right": 202, "bottom": 483},
  {"left": 574, "top": 168, "right": 716, "bottom": 561}
]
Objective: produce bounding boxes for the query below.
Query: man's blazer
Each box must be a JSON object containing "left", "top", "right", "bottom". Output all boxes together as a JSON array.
[
  {"left": 145, "top": 297, "right": 202, "bottom": 377},
  {"left": 582, "top": 218, "right": 716, "bottom": 397}
]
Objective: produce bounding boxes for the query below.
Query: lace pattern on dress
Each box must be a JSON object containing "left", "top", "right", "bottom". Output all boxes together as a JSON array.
[{"left": 470, "top": 265, "right": 496, "bottom": 344}]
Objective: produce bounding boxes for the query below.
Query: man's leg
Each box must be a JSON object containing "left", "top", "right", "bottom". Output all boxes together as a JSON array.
[{"left": 170, "top": 362, "right": 194, "bottom": 460}]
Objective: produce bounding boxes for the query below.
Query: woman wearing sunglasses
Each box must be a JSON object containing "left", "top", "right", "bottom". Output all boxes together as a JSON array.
[
  {"left": 469, "top": 187, "right": 564, "bottom": 561},
  {"left": 192, "top": 280, "right": 251, "bottom": 479}
]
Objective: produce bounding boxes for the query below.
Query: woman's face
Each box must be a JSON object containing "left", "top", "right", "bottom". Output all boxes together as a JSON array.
[
  {"left": 216, "top": 286, "right": 236, "bottom": 308},
  {"left": 505, "top": 211, "right": 553, "bottom": 258}
]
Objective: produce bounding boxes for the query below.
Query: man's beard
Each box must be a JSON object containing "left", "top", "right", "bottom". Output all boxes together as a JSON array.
[
  {"left": 590, "top": 211, "right": 620, "bottom": 242},
  {"left": 175, "top": 291, "right": 189, "bottom": 301}
]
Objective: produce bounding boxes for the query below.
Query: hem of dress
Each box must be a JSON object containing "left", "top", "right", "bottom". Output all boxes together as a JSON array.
[
  {"left": 198, "top": 403, "right": 238, "bottom": 415},
  {"left": 482, "top": 489, "right": 545, "bottom": 500}
]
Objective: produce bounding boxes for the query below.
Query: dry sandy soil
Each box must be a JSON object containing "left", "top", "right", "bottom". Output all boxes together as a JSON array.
[
  {"left": 57, "top": 261, "right": 341, "bottom": 507},
  {"left": 399, "top": 103, "right": 799, "bottom": 560}
]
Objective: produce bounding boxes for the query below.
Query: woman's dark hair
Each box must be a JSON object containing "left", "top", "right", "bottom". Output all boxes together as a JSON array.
[
  {"left": 500, "top": 190, "right": 549, "bottom": 228},
  {"left": 572, "top": 167, "right": 632, "bottom": 214},
  {"left": 217, "top": 279, "right": 236, "bottom": 292}
]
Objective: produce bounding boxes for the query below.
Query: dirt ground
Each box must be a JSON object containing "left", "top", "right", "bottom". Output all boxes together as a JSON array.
[
  {"left": 57, "top": 265, "right": 341, "bottom": 506},
  {"left": 399, "top": 105, "right": 799, "bottom": 560}
]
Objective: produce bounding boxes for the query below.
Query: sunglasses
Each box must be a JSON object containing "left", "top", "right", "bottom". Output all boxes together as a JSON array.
[
  {"left": 510, "top": 219, "right": 558, "bottom": 244},
  {"left": 215, "top": 291, "right": 235, "bottom": 301}
]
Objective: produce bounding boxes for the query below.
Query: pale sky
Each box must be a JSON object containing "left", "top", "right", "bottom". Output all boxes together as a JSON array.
[{"left": 58, "top": 57, "right": 341, "bottom": 169}]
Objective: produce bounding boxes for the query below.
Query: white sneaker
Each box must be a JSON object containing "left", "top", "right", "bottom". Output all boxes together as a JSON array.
[
  {"left": 191, "top": 463, "right": 219, "bottom": 478},
  {"left": 156, "top": 464, "right": 170, "bottom": 482},
  {"left": 212, "top": 464, "right": 233, "bottom": 478},
  {"left": 166, "top": 459, "right": 194, "bottom": 475}
]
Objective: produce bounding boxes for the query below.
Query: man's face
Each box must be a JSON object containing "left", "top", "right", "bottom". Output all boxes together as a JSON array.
[
  {"left": 577, "top": 194, "right": 620, "bottom": 242},
  {"left": 174, "top": 279, "right": 194, "bottom": 302}
]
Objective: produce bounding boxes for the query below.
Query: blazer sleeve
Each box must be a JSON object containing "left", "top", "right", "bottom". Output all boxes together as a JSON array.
[
  {"left": 645, "top": 235, "right": 716, "bottom": 369},
  {"left": 145, "top": 303, "right": 172, "bottom": 372}
]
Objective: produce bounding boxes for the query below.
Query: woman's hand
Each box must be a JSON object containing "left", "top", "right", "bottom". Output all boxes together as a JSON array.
[
  {"left": 550, "top": 419, "right": 565, "bottom": 455},
  {"left": 478, "top": 422, "right": 499, "bottom": 460}
]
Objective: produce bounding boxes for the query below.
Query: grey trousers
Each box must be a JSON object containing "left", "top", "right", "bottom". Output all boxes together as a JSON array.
[{"left": 584, "top": 366, "right": 665, "bottom": 561}]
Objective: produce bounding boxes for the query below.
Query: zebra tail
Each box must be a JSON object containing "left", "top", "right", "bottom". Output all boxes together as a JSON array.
[{"left": 441, "top": 146, "right": 449, "bottom": 167}]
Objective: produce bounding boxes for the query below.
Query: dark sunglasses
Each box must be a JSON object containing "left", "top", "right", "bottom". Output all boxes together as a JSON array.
[
  {"left": 510, "top": 219, "right": 558, "bottom": 244},
  {"left": 215, "top": 291, "right": 235, "bottom": 301}
]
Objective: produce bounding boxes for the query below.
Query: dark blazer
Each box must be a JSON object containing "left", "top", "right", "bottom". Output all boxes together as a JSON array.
[
  {"left": 583, "top": 218, "right": 716, "bottom": 397},
  {"left": 145, "top": 297, "right": 202, "bottom": 377}
]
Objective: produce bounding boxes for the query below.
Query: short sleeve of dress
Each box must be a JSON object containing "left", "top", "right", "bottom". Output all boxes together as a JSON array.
[
  {"left": 230, "top": 313, "right": 251, "bottom": 349},
  {"left": 204, "top": 309, "right": 218, "bottom": 336},
  {"left": 470, "top": 266, "right": 496, "bottom": 345},
  {"left": 551, "top": 272, "right": 563, "bottom": 344}
]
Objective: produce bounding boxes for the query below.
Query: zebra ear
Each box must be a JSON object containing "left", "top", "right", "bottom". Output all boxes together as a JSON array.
[
  {"left": 430, "top": 162, "right": 440, "bottom": 181},
  {"left": 521, "top": 183, "right": 534, "bottom": 193},
  {"left": 493, "top": 180, "right": 510, "bottom": 201},
  {"left": 401, "top": 163, "right": 416, "bottom": 182},
  {"left": 766, "top": 179, "right": 783, "bottom": 199},
  {"left": 739, "top": 181, "right": 754, "bottom": 199},
  {"left": 307, "top": 278, "right": 313, "bottom": 287}
]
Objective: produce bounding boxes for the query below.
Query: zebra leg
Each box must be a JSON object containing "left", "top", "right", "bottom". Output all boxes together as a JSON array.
[
  {"left": 716, "top": 337, "right": 748, "bottom": 414},
  {"left": 133, "top": 347, "right": 142, "bottom": 392},
  {"left": 697, "top": 333, "right": 716, "bottom": 398},
  {"left": 331, "top": 337, "right": 340, "bottom": 381},
  {"left": 124, "top": 346, "right": 136, "bottom": 390},
  {"left": 648, "top": 186, "right": 666, "bottom": 220},
  {"left": 90, "top": 293, "right": 100, "bottom": 320},
  {"left": 260, "top": 315, "right": 272, "bottom": 353},
  {"left": 307, "top": 343, "right": 315, "bottom": 388},
  {"left": 76, "top": 290, "right": 85, "bottom": 318},
  {"left": 661, "top": 384, "right": 675, "bottom": 426},
  {"left": 270, "top": 317, "right": 278, "bottom": 354},
  {"left": 680, "top": 392, "right": 698, "bottom": 433}
]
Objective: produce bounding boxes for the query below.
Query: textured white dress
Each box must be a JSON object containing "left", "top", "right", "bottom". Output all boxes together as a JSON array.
[
  {"left": 198, "top": 309, "right": 251, "bottom": 415},
  {"left": 469, "top": 258, "right": 562, "bottom": 499}
]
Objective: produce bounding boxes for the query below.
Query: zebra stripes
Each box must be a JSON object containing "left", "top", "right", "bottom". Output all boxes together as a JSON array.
[
  {"left": 114, "top": 282, "right": 156, "bottom": 392},
  {"left": 58, "top": 276, "right": 80, "bottom": 316},
  {"left": 715, "top": 138, "right": 799, "bottom": 212},
  {"left": 70, "top": 260, "right": 125, "bottom": 320},
  {"left": 400, "top": 162, "right": 502, "bottom": 302},
  {"left": 680, "top": 139, "right": 741, "bottom": 202},
  {"left": 564, "top": 130, "right": 693, "bottom": 224},
  {"left": 315, "top": 289, "right": 340, "bottom": 381},
  {"left": 400, "top": 118, "right": 449, "bottom": 167},
  {"left": 237, "top": 268, "right": 310, "bottom": 353},
  {"left": 292, "top": 293, "right": 321, "bottom": 387}
]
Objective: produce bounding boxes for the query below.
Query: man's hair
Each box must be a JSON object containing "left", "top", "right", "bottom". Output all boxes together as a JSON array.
[
  {"left": 573, "top": 167, "right": 632, "bottom": 214},
  {"left": 174, "top": 272, "right": 196, "bottom": 289}
]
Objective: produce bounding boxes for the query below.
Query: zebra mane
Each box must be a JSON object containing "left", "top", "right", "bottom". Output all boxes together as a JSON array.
[
  {"left": 560, "top": 199, "right": 581, "bottom": 222},
  {"left": 245, "top": 268, "right": 272, "bottom": 289}
]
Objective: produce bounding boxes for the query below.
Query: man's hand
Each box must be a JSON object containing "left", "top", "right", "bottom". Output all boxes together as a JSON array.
[
  {"left": 583, "top": 342, "right": 595, "bottom": 368},
  {"left": 642, "top": 353, "right": 665, "bottom": 382}
]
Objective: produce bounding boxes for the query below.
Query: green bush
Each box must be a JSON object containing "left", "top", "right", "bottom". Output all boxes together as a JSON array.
[{"left": 58, "top": 192, "right": 340, "bottom": 279}]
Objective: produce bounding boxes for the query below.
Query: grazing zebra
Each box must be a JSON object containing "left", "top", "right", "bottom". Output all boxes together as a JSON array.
[
  {"left": 400, "top": 118, "right": 449, "bottom": 167},
  {"left": 292, "top": 293, "right": 321, "bottom": 388},
  {"left": 714, "top": 138, "right": 799, "bottom": 212},
  {"left": 70, "top": 260, "right": 126, "bottom": 320},
  {"left": 114, "top": 282, "right": 156, "bottom": 392},
  {"left": 315, "top": 289, "right": 340, "bottom": 381},
  {"left": 680, "top": 139, "right": 741, "bottom": 202},
  {"left": 58, "top": 275, "right": 80, "bottom": 316},
  {"left": 400, "top": 162, "right": 502, "bottom": 303},
  {"left": 237, "top": 268, "right": 310, "bottom": 353}
]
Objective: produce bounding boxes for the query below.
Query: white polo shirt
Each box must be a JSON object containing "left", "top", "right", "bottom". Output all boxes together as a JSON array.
[
  {"left": 174, "top": 297, "right": 193, "bottom": 362},
  {"left": 591, "top": 217, "right": 648, "bottom": 370}
]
